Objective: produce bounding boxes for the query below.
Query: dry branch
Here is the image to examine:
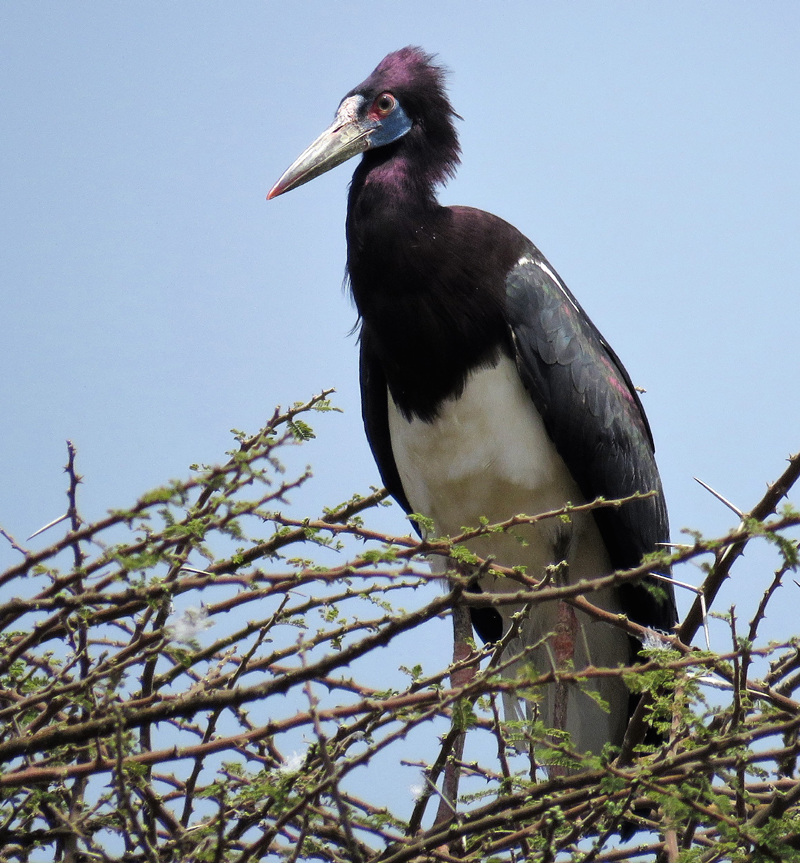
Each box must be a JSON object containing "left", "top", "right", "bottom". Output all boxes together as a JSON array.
[{"left": 1, "top": 398, "right": 798, "bottom": 861}]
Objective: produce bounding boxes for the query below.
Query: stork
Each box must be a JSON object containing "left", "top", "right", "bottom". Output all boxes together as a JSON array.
[{"left": 269, "top": 47, "right": 676, "bottom": 758}]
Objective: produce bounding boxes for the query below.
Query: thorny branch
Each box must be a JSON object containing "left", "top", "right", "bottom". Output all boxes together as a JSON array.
[{"left": 0, "top": 396, "right": 798, "bottom": 862}]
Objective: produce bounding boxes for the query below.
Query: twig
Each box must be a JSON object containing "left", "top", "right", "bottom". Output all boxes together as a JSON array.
[
  {"left": 680, "top": 451, "right": 800, "bottom": 645},
  {"left": 0, "top": 525, "right": 28, "bottom": 556},
  {"left": 305, "top": 679, "right": 365, "bottom": 863}
]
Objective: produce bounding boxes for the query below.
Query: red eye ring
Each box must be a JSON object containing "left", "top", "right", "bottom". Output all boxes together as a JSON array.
[{"left": 373, "top": 92, "right": 396, "bottom": 117}]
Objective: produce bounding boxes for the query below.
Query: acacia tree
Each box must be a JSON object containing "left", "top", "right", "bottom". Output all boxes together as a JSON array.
[{"left": 1, "top": 391, "right": 799, "bottom": 862}]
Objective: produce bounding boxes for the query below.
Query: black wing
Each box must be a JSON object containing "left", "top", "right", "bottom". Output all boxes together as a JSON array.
[
  {"left": 506, "top": 247, "right": 676, "bottom": 631},
  {"left": 358, "top": 247, "right": 676, "bottom": 633}
]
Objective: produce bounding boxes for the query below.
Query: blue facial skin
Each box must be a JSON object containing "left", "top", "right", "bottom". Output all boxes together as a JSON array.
[{"left": 368, "top": 101, "right": 412, "bottom": 148}]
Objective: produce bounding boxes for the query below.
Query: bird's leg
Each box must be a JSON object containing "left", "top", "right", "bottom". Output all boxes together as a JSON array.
[
  {"left": 552, "top": 598, "right": 578, "bottom": 733},
  {"left": 547, "top": 556, "right": 578, "bottom": 775},
  {"left": 433, "top": 602, "right": 470, "bottom": 821},
  {"left": 432, "top": 566, "right": 477, "bottom": 847}
]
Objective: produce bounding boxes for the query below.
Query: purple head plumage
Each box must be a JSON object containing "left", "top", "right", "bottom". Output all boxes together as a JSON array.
[{"left": 268, "top": 47, "right": 460, "bottom": 200}]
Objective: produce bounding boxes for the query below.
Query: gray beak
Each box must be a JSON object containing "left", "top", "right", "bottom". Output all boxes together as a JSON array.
[{"left": 268, "top": 96, "right": 372, "bottom": 199}]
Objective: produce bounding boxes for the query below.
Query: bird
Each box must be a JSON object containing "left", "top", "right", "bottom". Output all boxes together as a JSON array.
[{"left": 268, "top": 47, "right": 676, "bottom": 760}]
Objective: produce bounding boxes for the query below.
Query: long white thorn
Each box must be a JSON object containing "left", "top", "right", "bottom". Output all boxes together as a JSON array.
[
  {"left": 424, "top": 774, "right": 456, "bottom": 814},
  {"left": 649, "top": 571, "right": 711, "bottom": 650},
  {"left": 694, "top": 477, "right": 744, "bottom": 518},
  {"left": 28, "top": 512, "right": 69, "bottom": 540}
]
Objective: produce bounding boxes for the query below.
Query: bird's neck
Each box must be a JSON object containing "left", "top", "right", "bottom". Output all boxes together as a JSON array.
[
  {"left": 346, "top": 157, "right": 522, "bottom": 420},
  {"left": 346, "top": 148, "right": 444, "bottom": 311},
  {"left": 348, "top": 146, "right": 439, "bottom": 226}
]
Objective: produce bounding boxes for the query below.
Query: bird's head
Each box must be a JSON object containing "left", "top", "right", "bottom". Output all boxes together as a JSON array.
[{"left": 268, "top": 47, "right": 460, "bottom": 200}]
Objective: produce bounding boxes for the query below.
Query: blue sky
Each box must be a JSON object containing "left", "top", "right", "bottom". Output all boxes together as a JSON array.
[{"left": 2, "top": 3, "right": 799, "bottom": 647}]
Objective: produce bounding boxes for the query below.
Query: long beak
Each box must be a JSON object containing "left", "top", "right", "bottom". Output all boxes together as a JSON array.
[{"left": 268, "top": 96, "right": 372, "bottom": 200}]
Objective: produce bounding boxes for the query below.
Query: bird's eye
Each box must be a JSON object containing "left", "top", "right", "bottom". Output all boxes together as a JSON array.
[{"left": 373, "top": 93, "right": 396, "bottom": 117}]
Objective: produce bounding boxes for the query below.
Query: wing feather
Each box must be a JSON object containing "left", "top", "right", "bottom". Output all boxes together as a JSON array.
[{"left": 506, "top": 250, "right": 676, "bottom": 630}]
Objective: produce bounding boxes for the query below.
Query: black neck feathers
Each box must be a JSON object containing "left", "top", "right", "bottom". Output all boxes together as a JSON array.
[
  {"left": 344, "top": 47, "right": 528, "bottom": 421},
  {"left": 347, "top": 190, "right": 527, "bottom": 420}
]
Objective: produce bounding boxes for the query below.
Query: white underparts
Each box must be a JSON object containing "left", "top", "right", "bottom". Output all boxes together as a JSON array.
[{"left": 387, "top": 355, "right": 630, "bottom": 758}]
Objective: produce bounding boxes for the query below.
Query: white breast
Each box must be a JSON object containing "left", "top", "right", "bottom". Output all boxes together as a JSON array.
[
  {"left": 388, "top": 355, "right": 581, "bottom": 539},
  {"left": 387, "top": 354, "right": 630, "bottom": 756}
]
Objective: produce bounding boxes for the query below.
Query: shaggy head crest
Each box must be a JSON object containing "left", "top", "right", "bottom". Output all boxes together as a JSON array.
[{"left": 348, "top": 46, "right": 461, "bottom": 187}]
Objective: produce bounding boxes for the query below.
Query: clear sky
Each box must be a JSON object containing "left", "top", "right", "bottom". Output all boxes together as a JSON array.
[{"left": 2, "top": 3, "right": 799, "bottom": 666}]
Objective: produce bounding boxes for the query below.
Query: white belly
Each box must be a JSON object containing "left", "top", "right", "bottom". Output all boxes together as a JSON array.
[{"left": 387, "top": 355, "right": 630, "bottom": 755}]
